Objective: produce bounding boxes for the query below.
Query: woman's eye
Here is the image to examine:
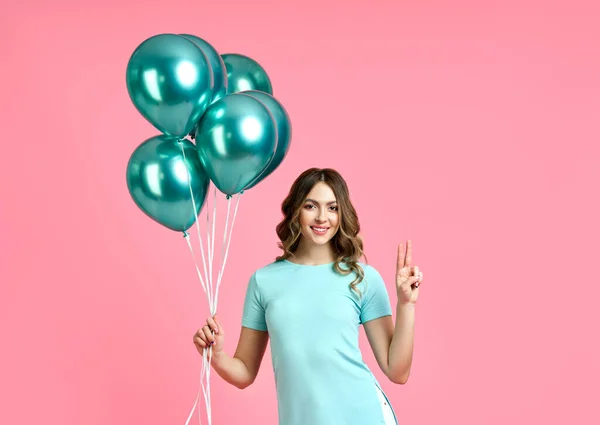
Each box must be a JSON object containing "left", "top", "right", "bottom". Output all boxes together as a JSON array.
[{"left": 330, "top": 206, "right": 338, "bottom": 211}]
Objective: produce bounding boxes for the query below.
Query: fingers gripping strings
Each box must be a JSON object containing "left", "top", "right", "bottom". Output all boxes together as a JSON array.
[{"left": 179, "top": 140, "right": 243, "bottom": 425}]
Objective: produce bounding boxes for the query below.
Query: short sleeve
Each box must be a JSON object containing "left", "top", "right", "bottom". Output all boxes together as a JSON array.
[
  {"left": 359, "top": 266, "right": 393, "bottom": 324},
  {"left": 241, "top": 272, "right": 268, "bottom": 331}
]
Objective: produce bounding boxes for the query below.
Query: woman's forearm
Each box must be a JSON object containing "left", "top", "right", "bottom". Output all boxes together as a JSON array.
[
  {"left": 387, "top": 303, "right": 416, "bottom": 384},
  {"left": 211, "top": 350, "right": 254, "bottom": 389}
]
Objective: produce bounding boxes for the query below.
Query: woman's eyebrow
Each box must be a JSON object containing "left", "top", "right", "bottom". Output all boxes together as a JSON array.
[{"left": 305, "top": 198, "right": 337, "bottom": 205}]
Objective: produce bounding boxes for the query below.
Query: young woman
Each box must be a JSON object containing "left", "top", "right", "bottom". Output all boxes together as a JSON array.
[{"left": 193, "top": 168, "right": 424, "bottom": 425}]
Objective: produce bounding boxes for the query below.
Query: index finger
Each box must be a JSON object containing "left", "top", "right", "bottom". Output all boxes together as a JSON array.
[
  {"left": 207, "top": 317, "right": 219, "bottom": 333},
  {"left": 404, "top": 240, "right": 412, "bottom": 267},
  {"left": 397, "top": 243, "right": 405, "bottom": 271}
]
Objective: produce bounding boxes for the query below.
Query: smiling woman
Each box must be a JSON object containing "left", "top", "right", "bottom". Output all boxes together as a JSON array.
[
  {"left": 193, "top": 167, "right": 425, "bottom": 425},
  {"left": 275, "top": 168, "right": 367, "bottom": 294}
]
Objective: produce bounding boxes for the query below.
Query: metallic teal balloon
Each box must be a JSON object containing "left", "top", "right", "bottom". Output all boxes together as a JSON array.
[
  {"left": 241, "top": 91, "right": 292, "bottom": 190},
  {"left": 195, "top": 93, "right": 277, "bottom": 195},
  {"left": 126, "top": 135, "right": 210, "bottom": 232},
  {"left": 179, "top": 34, "right": 228, "bottom": 104},
  {"left": 126, "top": 34, "right": 213, "bottom": 138},
  {"left": 221, "top": 53, "right": 273, "bottom": 95}
]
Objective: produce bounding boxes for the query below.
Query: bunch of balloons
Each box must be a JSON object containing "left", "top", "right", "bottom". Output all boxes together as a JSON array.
[
  {"left": 124, "top": 33, "right": 292, "bottom": 425},
  {"left": 125, "top": 33, "right": 292, "bottom": 233}
]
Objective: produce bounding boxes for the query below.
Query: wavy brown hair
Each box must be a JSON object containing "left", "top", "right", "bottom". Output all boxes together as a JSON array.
[{"left": 275, "top": 168, "right": 367, "bottom": 296}]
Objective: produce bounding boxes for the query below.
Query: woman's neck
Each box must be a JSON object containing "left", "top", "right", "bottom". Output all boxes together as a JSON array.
[{"left": 289, "top": 239, "right": 336, "bottom": 265}]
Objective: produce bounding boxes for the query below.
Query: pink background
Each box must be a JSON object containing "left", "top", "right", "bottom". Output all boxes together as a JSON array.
[{"left": 1, "top": 0, "right": 599, "bottom": 424}]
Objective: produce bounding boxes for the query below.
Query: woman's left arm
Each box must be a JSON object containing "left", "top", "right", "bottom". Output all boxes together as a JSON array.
[{"left": 364, "top": 240, "right": 423, "bottom": 384}]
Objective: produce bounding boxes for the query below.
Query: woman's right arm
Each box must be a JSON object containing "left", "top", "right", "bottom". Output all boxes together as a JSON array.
[{"left": 194, "top": 315, "right": 269, "bottom": 389}]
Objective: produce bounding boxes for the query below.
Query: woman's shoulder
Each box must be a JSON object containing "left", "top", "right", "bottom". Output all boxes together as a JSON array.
[
  {"left": 357, "top": 261, "right": 380, "bottom": 274},
  {"left": 252, "top": 259, "right": 290, "bottom": 279},
  {"left": 356, "top": 261, "right": 385, "bottom": 283}
]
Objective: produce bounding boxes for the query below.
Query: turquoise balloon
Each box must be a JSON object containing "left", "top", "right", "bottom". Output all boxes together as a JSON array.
[
  {"left": 179, "top": 34, "right": 228, "bottom": 104},
  {"left": 195, "top": 93, "right": 277, "bottom": 195},
  {"left": 241, "top": 91, "right": 292, "bottom": 190},
  {"left": 126, "top": 135, "right": 210, "bottom": 232},
  {"left": 221, "top": 53, "right": 273, "bottom": 95},
  {"left": 126, "top": 34, "right": 213, "bottom": 138}
]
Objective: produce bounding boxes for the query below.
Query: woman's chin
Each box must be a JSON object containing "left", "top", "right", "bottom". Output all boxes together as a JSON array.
[{"left": 301, "top": 233, "right": 333, "bottom": 246}]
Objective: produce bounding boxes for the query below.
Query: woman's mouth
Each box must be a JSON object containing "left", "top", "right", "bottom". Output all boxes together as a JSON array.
[{"left": 311, "top": 226, "right": 329, "bottom": 236}]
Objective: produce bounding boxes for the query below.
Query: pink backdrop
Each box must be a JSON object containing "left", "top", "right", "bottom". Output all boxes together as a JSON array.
[{"left": 1, "top": 0, "right": 599, "bottom": 424}]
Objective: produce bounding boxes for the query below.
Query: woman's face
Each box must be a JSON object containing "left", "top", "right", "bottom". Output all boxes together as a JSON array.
[{"left": 298, "top": 182, "right": 340, "bottom": 246}]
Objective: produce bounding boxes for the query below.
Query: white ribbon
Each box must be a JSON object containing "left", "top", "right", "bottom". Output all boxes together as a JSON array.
[{"left": 180, "top": 141, "right": 243, "bottom": 425}]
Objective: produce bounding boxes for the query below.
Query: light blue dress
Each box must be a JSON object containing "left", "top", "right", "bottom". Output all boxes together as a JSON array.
[{"left": 242, "top": 259, "right": 399, "bottom": 425}]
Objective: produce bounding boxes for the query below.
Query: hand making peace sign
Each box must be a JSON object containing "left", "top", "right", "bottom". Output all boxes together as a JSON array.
[{"left": 396, "top": 240, "right": 424, "bottom": 305}]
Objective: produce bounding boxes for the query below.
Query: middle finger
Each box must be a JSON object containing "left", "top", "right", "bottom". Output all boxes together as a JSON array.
[
  {"left": 404, "top": 240, "right": 412, "bottom": 268},
  {"left": 194, "top": 335, "right": 207, "bottom": 348},
  {"left": 203, "top": 325, "right": 215, "bottom": 344}
]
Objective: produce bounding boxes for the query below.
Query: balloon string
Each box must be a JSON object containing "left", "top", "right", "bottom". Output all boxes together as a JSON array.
[
  {"left": 183, "top": 389, "right": 200, "bottom": 425},
  {"left": 206, "top": 350, "right": 213, "bottom": 424},
  {"left": 198, "top": 227, "right": 213, "bottom": 312},
  {"left": 182, "top": 234, "right": 214, "bottom": 425},
  {"left": 206, "top": 186, "right": 213, "bottom": 313},
  {"left": 180, "top": 141, "right": 213, "bottom": 309},
  {"left": 180, "top": 140, "right": 214, "bottom": 425},
  {"left": 202, "top": 350, "right": 212, "bottom": 425},
  {"left": 209, "top": 185, "right": 218, "bottom": 316},
  {"left": 187, "top": 192, "right": 241, "bottom": 425},
  {"left": 179, "top": 143, "right": 243, "bottom": 425},
  {"left": 180, "top": 142, "right": 210, "bottom": 302},
  {"left": 204, "top": 185, "right": 218, "bottom": 425},
  {"left": 186, "top": 351, "right": 212, "bottom": 425},
  {"left": 214, "top": 193, "right": 242, "bottom": 309},
  {"left": 220, "top": 196, "right": 232, "bottom": 284},
  {"left": 184, "top": 346, "right": 213, "bottom": 425},
  {"left": 195, "top": 192, "right": 242, "bottom": 425},
  {"left": 183, "top": 236, "right": 210, "bottom": 425},
  {"left": 183, "top": 234, "right": 207, "bottom": 295}
]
